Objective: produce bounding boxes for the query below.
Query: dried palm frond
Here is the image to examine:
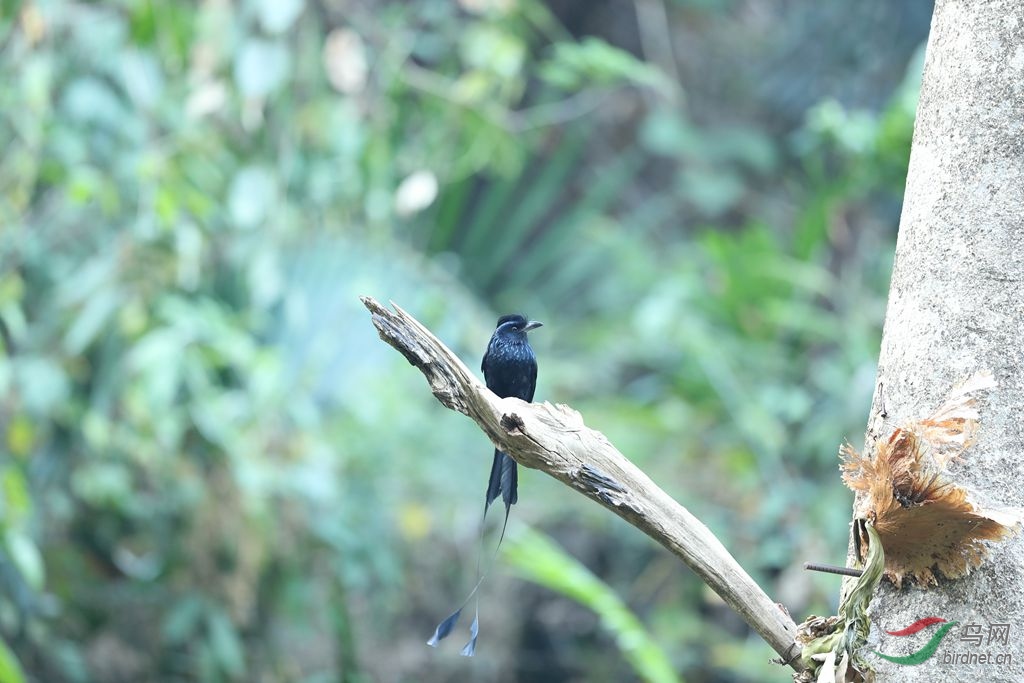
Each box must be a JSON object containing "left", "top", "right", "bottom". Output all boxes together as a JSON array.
[{"left": 840, "top": 371, "right": 1022, "bottom": 587}]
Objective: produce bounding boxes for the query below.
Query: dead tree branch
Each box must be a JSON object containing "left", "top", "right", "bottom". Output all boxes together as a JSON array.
[{"left": 361, "top": 296, "right": 805, "bottom": 673}]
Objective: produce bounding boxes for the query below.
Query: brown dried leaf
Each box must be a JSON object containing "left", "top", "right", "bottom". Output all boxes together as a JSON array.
[
  {"left": 842, "top": 371, "right": 1021, "bottom": 587},
  {"left": 918, "top": 370, "right": 995, "bottom": 468},
  {"left": 866, "top": 484, "right": 1022, "bottom": 587},
  {"left": 841, "top": 441, "right": 897, "bottom": 496}
]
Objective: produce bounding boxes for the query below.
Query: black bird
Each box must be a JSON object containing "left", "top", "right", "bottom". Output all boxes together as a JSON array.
[
  {"left": 481, "top": 314, "right": 542, "bottom": 514},
  {"left": 427, "top": 313, "right": 542, "bottom": 656}
]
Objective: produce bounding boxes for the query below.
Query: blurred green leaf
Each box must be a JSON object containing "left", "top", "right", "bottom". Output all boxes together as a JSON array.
[
  {"left": 678, "top": 166, "right": 744, "bottom": 217},
  {"left": 64, "top": 287, "right": 121, "bottom": 354},
  {"left": 61, "top": 77, "right": 125, "bottom": 128},
  {"left": 14, "top": 357, "right": 69, "bottom": 415},
  {"left": 0, "top": 638, "right": 26, "bottom": 683},
  {"left": 71, "top": 462, "right": 133, "bottom": 507},
  {"left": 505, "top": 527, "right": 683, "bottom": 683},
  {"left": 163, "top": 596, "right": 205, "bottom": 645},
  {"left": 118, "top": 49, "right": 164, "bottom": 110},
  {"left": 0, "top": 466, "right": 31, "bottom": 523},
  {"left": 5, "top": 530, "right": 44, "bottom": 590},
  {"left": 258, "top": 0, "right": 304, "bottom": 34},
  {"left": 540, "top": 37, "right": 673, "bottom": 96},
  {"left": 639, "top": 110, "right": 702, "bottom": 158},
  {"left": 207, "top": 609, "right": 246, "bottom": 679},
  {"left": 235, "top": 39, "right": 290, "bottom": 98},
  {"left": 461, "top": 24, "right": 525, "bottom": 78},
  {"left": 228, "top": 166, "right": 278, "bottom": 229}
]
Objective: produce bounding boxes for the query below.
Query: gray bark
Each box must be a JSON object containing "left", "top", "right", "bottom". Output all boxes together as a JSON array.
[{"left": 856, "top": 1, "right": 1024, "bottom": 680}]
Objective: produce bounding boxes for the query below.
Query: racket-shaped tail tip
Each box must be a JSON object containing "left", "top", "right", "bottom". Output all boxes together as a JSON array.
[
  {"left": 427, "top": 607, "right": 463, "bottom": 648},
  {"left": 459, "top": 614, "right": 480, "bottom": 657}
]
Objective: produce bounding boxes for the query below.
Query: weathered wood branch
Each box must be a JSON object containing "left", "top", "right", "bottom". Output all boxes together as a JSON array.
[{"left": 361, "top": 296, "right": 805, "bottom": 673}]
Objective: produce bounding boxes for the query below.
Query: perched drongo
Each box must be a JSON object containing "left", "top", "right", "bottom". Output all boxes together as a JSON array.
[
  {"left": 481, "top": 314, "right": 542, "bottom": 512},
  {"left": 427, "top": 313, "right": 542, "bottom": 656}
]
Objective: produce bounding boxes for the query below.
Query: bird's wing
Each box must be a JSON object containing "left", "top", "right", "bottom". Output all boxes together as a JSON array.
[
  {"left": 481, "top": 345, "right": 491, "bottom": 377},
  {"left": 526, "top": 359, "right": 537, "bottom": 402}
]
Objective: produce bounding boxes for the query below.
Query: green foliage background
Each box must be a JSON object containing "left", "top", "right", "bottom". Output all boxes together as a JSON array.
[{"left": 0, "top": 0, "right": 928, "bottom": 681}]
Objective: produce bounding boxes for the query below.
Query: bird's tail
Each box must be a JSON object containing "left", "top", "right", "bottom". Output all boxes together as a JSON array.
[
  {"left": 485, "top": 449, "right": 518, "bottom": 510},
  {"left": 427, "top": 450, "right": 518, "bottom": 656}
]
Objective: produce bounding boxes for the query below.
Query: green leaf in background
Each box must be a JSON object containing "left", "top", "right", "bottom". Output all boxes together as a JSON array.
[
  {"left": 234, "top": 39, "right": 290, "bottom": 99},
  {"left": 0, "top": 638, "right": 26, "bottom": 683},
  {"left": 460, "top": 24, "right": 526, "bottom": 78},
  {"left": 63, "top": 286, "right": 121, "bottom": 355},
  {"left": 504, "top": 527, "right": 684, "bottom": 683},
  {"left": 258, "top": 0, "right": 304, "bottom": 35},
  {"left": 118, "top": 49, "right": 164, "bottom": 110},
  {"left": 540, "top": 37, "right": 673, "bottom": 96},
  {"left": 4, "top": 530, "right": 44, "bottom": 591},
  {"left": 0, "top": 466, "right": 32, "bottom": 522},
  {"left": 13, "top": 357, "right": 69, "bottom": 416},
  {"left": 228, "top": 166, "right": 278, "bottom": 229},
  {"left": 162, "top": 595, "right": 206, "bottom": 646},
  {"left": 207, "top": 609, "right": 246, "bottom": 679},
  {"left": 61, "top": 77, "right": 125, "bottom": 129}
]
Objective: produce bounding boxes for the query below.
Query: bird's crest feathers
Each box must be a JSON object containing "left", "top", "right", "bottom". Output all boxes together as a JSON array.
[{"left": 496, "top": 314, "right": 528, "bottom": 328}]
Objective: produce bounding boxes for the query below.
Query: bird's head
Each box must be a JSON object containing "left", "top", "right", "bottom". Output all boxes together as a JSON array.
[{"left": 495, "top": 314, "right": 543, "bottom": 339}]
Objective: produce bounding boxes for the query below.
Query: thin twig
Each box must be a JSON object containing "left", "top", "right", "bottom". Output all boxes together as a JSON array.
[
  {"left": 804, "top": 563, "right": 864, "bottom": 578},
  {"left": 633, "top": 0, "right": 684, "bottom": 106}
]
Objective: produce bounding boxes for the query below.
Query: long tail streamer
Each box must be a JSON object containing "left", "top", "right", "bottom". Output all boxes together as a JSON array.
[{"left": 427, "top": 484, "right": 514, "bottom": 656}]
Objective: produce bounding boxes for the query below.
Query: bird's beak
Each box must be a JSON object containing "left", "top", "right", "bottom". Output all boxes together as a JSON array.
[{"left": 523, "top": 320, "right": 543, "bottom": 332}]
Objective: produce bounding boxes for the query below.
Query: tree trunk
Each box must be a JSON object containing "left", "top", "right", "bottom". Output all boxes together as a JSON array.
[{"left": 857, "top": 1, "right": 1024, "bottom": 680}]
